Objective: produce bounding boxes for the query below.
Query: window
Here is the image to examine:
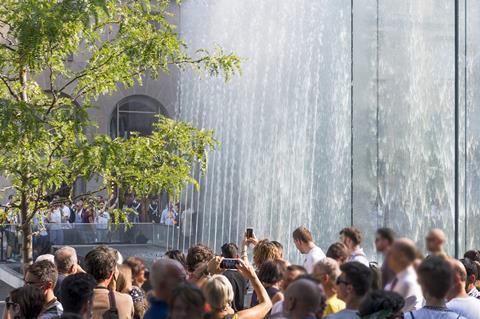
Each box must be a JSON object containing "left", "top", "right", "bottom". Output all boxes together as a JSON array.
[{"left": 110, "top": 95, "right": 168, "bottom": 139}]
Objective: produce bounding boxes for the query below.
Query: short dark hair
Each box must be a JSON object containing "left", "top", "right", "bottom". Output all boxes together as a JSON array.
[
  {"left": 464, "top": 250, "right": 480, "bottom": 262},
  {"left": 60, "top": 273, "right": 96, "bottom": 313},
  {"left": 26, "top": 260, "right": 58, "bottom": 287},
  {"left": 165, "top": 250, "right": 187, "bottom": 269},
  {"left": 460, "top": 258, "right": 478, "bottom": 280},
  {"left": 340, "top": 227, "right": 363, "bottom": 246},
  {"left": 258, "top": 260, "right": 287, "bottom": 285},
  {"left": 169, "top": 283, "right": 205, "bottom": 315},
  {"left": 186, "top": 244, "right": 214, "bottom": 273},
  {"left": 10, "top": 286, "right": 44, "bottom": 318},
  {"left": 286, "top": 264, "right": 307, "bottom": 274},
  {"left": 326, "top": 242, "right": 348, "bottom": 261},
  {"left": 340, "top": 262, "right": 372, "bottom": 297},
  {"left": 376, "top": 228, "right": 395, "bottom": 245},
  {"left": 85, "top": 245, "right": 117, "bottom": 282},
  {"left": 358, "top": 290, "right": 405, "bottom": 318},
  {"left": 417, "top": 256, "right": 453, "bottom": 299},
  {"left": 292, "top": 226, "right": 313, "bottom": 243},
  {"left": 221, "top": 243, "right": 238, "bottom": 258}
]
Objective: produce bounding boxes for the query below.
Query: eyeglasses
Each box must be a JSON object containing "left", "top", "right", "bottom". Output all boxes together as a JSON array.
[
  {"left": 24, "top": 279, "right": 45, "bottom": 288},
  {"left": 5, "top": 296, "right": 18, "bottom": 309},
  {"left": 336, "top": 277, "right": 350, "bottom": 286}
]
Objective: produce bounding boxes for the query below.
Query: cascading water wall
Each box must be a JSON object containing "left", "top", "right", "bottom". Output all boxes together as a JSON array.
[
  {"left": 172, "top": 0, "right": 480, "bottom": 260},
  {"left": 177, "top": 0, "right": 351, "bottom": 262}
]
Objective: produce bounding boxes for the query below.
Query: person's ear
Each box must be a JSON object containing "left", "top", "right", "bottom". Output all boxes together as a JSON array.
[
  {"left": 69, "top": 264, "right": 77, "bottom": 274},
  {"left": 45, "top": 281, "right": 54, "bottom": 290}
]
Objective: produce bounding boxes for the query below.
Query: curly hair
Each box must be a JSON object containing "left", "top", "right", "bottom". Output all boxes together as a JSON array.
[
  {"left": 358, "top": 290, "right": 404, "bottom": 318},
  {"left": 186, "top": 244, "right": 214, "bottom": 273},
  {"left": 253, "top": 239, "right": 281, "bottom": 268}
]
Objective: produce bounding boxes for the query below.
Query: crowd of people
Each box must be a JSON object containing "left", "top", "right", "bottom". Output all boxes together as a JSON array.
[
  {"left": 3, "top": 224, "right": 480, "bottom": 319},
  {"left": 1, "top": 194, "right": 190, "bottom": 262}
]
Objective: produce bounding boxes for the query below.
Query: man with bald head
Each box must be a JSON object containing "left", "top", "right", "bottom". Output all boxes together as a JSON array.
[
  {"left": 426, "top": 228, "right": 447, "bottom": 258},
  {"left": 446, "top": 258, "right": 480, "bottom": 319},
  {"left": 283, "top": 278, "right": 325, "bottom": 319},
  {"left": 144, "top": 258, "right": 187, "bottom": 319},
  {"left": 385, "top": 238, "right": 424, "bottom": 312}
]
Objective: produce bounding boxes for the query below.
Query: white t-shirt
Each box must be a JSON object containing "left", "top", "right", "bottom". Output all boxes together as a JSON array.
[
  {"left": 304, "top": 245, "right": 326, "bottom": 273},
  {"left": 325, "top": 309, "right": 359, "bottom": 319},
  {"left": 96, "top": 211, "right": 110, "bottom": 229},
  {"left": 447, "top": 296, "right": 480, "bottom": 319},
  {"left": 271, "top": 300, "right": 283, "bottom": 315},
  {"left": 49, "top": 209, "right": 62, "bottom": 230},
  {"left": 404, "top": 308, "right": 466, "bottom": 319}
]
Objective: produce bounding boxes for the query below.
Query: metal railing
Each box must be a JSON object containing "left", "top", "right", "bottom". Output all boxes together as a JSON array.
[{"left": 0, "top": 222, "right": 196, "bottom": 262}]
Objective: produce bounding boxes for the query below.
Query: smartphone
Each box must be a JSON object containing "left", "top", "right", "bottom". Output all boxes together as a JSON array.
[
  {"left": 246, "top": 227, "right": 254, "bottom": 238},
  {"left": 221, "top": 258, "right": 240, "bottom": 269}
]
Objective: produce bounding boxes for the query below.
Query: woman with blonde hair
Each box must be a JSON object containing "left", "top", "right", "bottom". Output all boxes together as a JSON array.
[{"left": 204, "top": 258, "right": 272, "bottom": 319}]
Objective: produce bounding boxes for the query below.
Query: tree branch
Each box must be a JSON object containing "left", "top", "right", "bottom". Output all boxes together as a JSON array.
[{"left": 0, "top": 74, "right": 20, "bottom": 100}]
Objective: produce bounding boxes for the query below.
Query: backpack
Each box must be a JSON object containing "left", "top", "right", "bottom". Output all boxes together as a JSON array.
[
  {"left": 369, "top": 261, "right": 382, "bottom": 291},
  {"left": 100, "top": 288, "right": 119, "bottom": 319}
]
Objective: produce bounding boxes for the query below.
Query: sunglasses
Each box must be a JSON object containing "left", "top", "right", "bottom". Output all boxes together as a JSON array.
[
  {"left": 336, "top": 277, "right": 350, "bottom": 286},
  {"left": 5, "top": 296, "right": 17, "bottom": 309}
]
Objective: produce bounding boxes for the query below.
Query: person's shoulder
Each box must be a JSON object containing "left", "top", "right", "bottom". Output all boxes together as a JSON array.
[
  {"left": 114, "top": 291, "right": 134, "bottom": 305},
  {"left": 324, "top": 309, "right": 359, "bottom": 319}
]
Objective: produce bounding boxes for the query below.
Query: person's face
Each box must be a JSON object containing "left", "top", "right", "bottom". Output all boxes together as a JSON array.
[
  {"left": 293, "top": 239, "right": 304, "bottom": 253},
  {"left": 340, "top": 234, "right": 353, "bottom": 250},
  {"left": 375, "top": 235, "right": 389, "bottom": 252},
  {"left": 312, "top": 266, "right": 328, "bottom": 286},
  {"left": 6, "top": 295, "right": 21, "bottom": 318},
  {"left": 24, "top": 272, "right": 48, "bottom": 294},
  {"left": 425, "top": 234, "right": 440, "bottom": 252},
  {"left": 170, "top": 297, "right": 203, "bottom": 319},
  {"left": 281, "top": 269, "right": 303, "bottom": 291},
  {"left": 335, "top": 273, "right": 351, "bottom": 302},
  {"left": 136, "top": 268, "right": 146, "bottom": 285}
]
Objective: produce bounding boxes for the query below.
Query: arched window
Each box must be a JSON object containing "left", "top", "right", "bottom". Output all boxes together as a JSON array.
[{"left": 110, "top": 95, "right": 168, "bottom": 139}]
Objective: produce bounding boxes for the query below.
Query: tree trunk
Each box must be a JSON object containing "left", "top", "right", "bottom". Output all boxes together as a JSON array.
[{"left": 20, "top": 193, "right": 33, "bottom": 267}]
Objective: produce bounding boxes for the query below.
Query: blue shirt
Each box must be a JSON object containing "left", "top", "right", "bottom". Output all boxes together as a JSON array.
[{"left": 144, "top": 297, "right": 168, "bottom": 319}]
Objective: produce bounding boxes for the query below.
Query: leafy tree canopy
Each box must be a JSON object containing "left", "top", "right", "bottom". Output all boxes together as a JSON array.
[{"left": 0, "top": 0, "right": 240, "bottom": 264}]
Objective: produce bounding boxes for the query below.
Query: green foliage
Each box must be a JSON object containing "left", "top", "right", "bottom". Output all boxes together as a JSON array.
[{"left": 0, "top": 0, "right": 239, "bottom": 263}]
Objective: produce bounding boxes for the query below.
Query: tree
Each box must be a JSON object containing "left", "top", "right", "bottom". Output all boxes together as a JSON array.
[{"left": 0, "top": 0, "right": 240, "bottom": 266}]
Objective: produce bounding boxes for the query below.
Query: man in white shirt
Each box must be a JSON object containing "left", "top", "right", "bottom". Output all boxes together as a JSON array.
[
  {"left": 325, "top": 262, "right": 372, "bottom": 319},
  {"left": 446, "top": 259, "right": 480, "bottom": 319},
  {"left": 48, "top": 204, "right": 63, "bottom": 245},
  {"left": 292, "top": 226, "right": 325, "bottom": 273},
  {"left": 384, "top": 238, "right": 424, "bottom": 312},
  {"left": 339, "top": 227, "right": 369, "bottom": 267}
]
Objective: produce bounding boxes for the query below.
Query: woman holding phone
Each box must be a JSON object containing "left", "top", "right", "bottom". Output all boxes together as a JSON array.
[{"left": 204, "top": 258, "right": 272, "bottom": 319}]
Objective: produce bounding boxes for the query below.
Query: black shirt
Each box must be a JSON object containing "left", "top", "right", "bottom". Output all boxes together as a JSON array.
[{"left": 223, "top": 270, "right": 247, "bottom": 311}]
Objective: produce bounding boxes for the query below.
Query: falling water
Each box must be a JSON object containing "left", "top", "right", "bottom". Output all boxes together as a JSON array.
[{"left": 173, "top": 0, "right": 480, "bottom": 260}]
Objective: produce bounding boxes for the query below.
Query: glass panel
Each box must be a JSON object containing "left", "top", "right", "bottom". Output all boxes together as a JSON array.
[
  {"left": 465, "top": 1, "right": 480, "bottom": 252},
  {"left": 179, "top": 0, "right": 351, "bottom": 261},
  {"left": 377, "top": 0, "right": 455, "bottom": 255}
]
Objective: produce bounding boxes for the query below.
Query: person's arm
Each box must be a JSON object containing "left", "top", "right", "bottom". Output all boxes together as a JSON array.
[
  {"left": 236, "top": 259, "right": 272, "bottom": 319},
  {"left": 240, "top": 233, "right": 258, "bottom": 262},
  {"left": 270, "top": 291, "right": 284, "bottom": 305}
]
